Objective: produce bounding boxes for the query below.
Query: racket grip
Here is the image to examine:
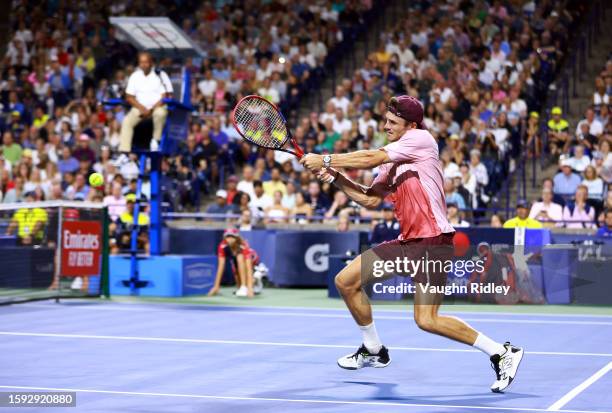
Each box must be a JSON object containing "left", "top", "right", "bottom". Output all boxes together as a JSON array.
[{"left": 291, "top": 139, "right": 304, "bottom": 159}]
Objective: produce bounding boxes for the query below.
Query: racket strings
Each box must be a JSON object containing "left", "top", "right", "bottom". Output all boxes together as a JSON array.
[{"left": 234, "top": 98, "right": 288, "bottom": 149}]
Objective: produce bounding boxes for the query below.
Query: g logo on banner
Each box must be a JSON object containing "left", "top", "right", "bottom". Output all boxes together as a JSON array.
[{"left": 305, "top": 243, "right": 329, "bottom": 272}]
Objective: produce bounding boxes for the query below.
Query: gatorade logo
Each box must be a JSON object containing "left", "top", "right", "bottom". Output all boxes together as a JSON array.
[{"left": 304, "top": 243, "right": 329, "bottom": 272}]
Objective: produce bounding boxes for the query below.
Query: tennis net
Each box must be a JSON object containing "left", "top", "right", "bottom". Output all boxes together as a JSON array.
[{"left": 0, "top": 201, "right": 109, "bottom": 305}]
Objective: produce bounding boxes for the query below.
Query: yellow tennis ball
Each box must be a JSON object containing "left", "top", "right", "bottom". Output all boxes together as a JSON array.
[
  {"left": 89, "top": 172, "right": 104, "bottom": 187},
  {"left": 272, "top": 130, "right": 284, "bottom": 141}
]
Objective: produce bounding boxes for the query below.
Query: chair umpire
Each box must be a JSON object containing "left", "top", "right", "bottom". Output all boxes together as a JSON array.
[{"left": 119, "top": 52, "right": 174, "bottom": 152}]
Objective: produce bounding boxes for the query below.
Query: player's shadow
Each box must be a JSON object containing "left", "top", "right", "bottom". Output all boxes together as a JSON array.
[
  {"left": 343, "top": 380, "right": 539, "bottom": 404},
  {"left": 251, "top": 380, "right": 539, "bottom": 408}
]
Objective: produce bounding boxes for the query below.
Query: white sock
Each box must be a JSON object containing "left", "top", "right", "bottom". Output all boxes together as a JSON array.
[
  {"left": 473, "top": 332, "right": 506, "bottom": 356},
  {"left": 360, "top": 322, "right": 383, "bottom": 354}
]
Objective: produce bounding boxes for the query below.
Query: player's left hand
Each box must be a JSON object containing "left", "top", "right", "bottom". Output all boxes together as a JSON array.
[
  {"left": 300, "top": 153, "right": 323, "bottom": 170},
  {"left": 315, "top": 168, "right": 338, "bottom": 184}
]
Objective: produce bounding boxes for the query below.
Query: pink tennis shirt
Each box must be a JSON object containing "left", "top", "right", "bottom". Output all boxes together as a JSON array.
[{"left": 374, "top": 128, "right": 455, "bottom": 240}]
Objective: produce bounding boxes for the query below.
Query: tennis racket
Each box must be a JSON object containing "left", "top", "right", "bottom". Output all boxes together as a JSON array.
[{"left": 231, "top": 95, "right": 304, "bottom": 159}]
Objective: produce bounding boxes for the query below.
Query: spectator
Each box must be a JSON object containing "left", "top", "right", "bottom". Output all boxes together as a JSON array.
[
  {"left": 282, "top": 181, "right": 297, "bottom": 210},
  {"left": 447, "top": 203, "right": 470, "bottom": 228},
  {"left": 119, "top": 52, "right": 173, "bottom": 152},
  {"left": 598, "top": 192, "right": 612, "bottom": 225},
  {"left": 250, "top": 180, "right": 273, "bottom": 218},
  {"left": 490, "top": 214, "right": 505, "bottom": 228},
  {"left": 2, "top": 176, "right": 24, "bottom": 203},
  {"left": 575, "top": 108, "right": 604, "bottom": 138},
  {"left": 103, "top": 182, "right": 126, "bottom": 222},
  {"left": 469, "top": 149, "right": 488, "bottom": 188},
  {"left": 358, "top": 109, "right": 378, "bottom": 137},
  {"left": 582, "top": 165, "right": 605, "bottom": 206},
  {"left": 575, "top": 121, "right": 598, "bottom": 150},
  {"left": 503, "top": 201, "right": 543, "bottom": 229},
  {"left": 325, "top": 191, "right": 352, "bottom": 220},
  {"left": 596, "top": 210, "right": 612, "bottom": 238},
  {"left": 337, "top": 214, "right": 351, "bottom": 232},
  {"left": 566, "top": 145, "right": 590, "bottom": 173},
  {"left": 225, "top": 175, "right": 239, "bottom": 205},
  {"left": 262, "top": 167, "right": 287, "bottom": 196},
  {"left": 1, "top": 131, "right": 22, "bottom": 165},
  {"left": 257, "top": 78, "right": 280, "bottom": 105},
  {"left": 547, "top": 106, "right": 570, "bottom": 155},
  {"left": 593, "top": 76, "right": 609, "bottom": 108},
  {"left": 65, "top": 173, "right": 89, "bottom": 200},
  {"left": 72, "top": 134, "right": 96, "bottom": 164},
  {"left": 291, "top": 191, "right": 313, "bottom": 224},
  {"left": 264, "top": 190, "right": 290, "bottom": 224},
  {"left": 332, "top": 108, "right": 352, "bottom": 134},
  {"left": 553, "top": 160, "right": 582, "bottom": 197},
  {"left": 562, "top": 185, "right": 595, "bottom": 229},
  {"left": 370, "top": 204, "right": 400, "bottom": 244},
  {"left": 452, "top": 170, "right": 473, "bottom": 211},
  {"left": 459, "top": 163, "right": 478, "bottom": 209},
  {"left": 57, "top": 146, "right": 79, "bottom": 174},
  {"left": 529, "top": 187, "right": 563, "bottom": 227},
  {"left": 238, "top": 209, "right": 254, "bottom": 231},
  {"left": 541, "top": 177, "right": 566, "bottom": 207},
  {"left": 306, "top": 180, "right": 330, "bottom": 215},
  {"left": 206, "top": 190, "right": 236, "bottom": 216},
  {"left": 237, "top": 165, "right": 256, "bottom": 199},
  {"left": 5, "top": 192, "right": 48, "bottom": 245},
  {"left": 444, "top": 178, "right": 466, "bottom": 210},
  {"left": 197, "top": 70, "right": 217, "bottom": 99},
  {"left": 329, "top": 86, "right": 350, "bottom": 114}
]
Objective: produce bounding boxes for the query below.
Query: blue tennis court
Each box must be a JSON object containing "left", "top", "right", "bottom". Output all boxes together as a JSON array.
[{"left": 1, "top": 300, "right": 612, "bottom": 413}]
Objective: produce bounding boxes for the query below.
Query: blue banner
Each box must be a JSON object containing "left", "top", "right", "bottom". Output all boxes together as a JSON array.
[
  {"left": 182, "top": 256, "right": 217, "bottom": 295},
  {"left": 273, "top": 231, "right": 361, "bottom": 286}
]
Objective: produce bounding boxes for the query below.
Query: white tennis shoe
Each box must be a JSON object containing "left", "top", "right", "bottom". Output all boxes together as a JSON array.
[
  {"left": 490, "top": 342, "right": 524, "bottom": 393},
  {"left": 337, "top": 344, "right": 391, "bottom": 370}
]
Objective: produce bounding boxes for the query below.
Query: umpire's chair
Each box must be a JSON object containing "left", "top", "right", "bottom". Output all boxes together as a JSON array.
[{"left": 102, "top": 98, "right": 192, "bottom": 155}]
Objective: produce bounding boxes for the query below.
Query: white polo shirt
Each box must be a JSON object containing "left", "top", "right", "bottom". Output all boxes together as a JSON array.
[{"left": 125, "top": 68, "right": 173, "bottom": 110}]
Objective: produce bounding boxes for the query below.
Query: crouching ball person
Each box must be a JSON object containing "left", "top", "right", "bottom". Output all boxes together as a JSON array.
[{"left": 209, "top": 228, "right": 258, "bottom": 298}]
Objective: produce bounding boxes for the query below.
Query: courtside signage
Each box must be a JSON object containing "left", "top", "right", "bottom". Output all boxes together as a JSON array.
[{"left": 61, "top": 221, "right": 102, "bottom": 276}]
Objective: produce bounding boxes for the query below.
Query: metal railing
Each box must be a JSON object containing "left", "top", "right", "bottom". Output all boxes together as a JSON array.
[{"left": 162, "top": 210, "right": 602, "bottom": 228}]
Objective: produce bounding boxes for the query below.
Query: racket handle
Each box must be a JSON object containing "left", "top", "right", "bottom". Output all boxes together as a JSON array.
[{"left": 291, "top": 139, "right": 304, "bottom": 159}]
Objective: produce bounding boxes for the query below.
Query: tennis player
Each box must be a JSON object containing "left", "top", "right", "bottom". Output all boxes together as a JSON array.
[{"left": 300, "top": 95, "right": 523, "bottom": 393}]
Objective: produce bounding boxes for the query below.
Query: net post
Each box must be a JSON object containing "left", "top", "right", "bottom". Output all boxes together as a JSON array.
[
  {"left": 55, "top": 206, "right": 63, "bottom": 303},
  {"left": 101, "top": 206, "right": 110, "bottom": 299}
]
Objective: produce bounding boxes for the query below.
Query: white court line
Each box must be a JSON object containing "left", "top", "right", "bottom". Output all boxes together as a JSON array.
[
  {"left": 14, "top": 303, "right": 612, "bottom": 326},
  {"left": 1, "top": 331, "right": 611, "bottom": 358},
  {"left": 547, "top": 361, "right": 612, "bottom": 411},
  {"left": 18, "top": 301, "right": 612, "bottom": 319},
  {"left": 0, "top": 385, "right": 610, "bottom": 413}
]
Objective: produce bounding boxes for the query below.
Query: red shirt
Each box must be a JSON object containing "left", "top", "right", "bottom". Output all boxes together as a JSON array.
[{"left": 217, "top": 239, "right": 259, "bottom": 265}]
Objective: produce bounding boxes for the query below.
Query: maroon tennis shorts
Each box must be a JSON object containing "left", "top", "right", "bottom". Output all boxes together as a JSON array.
[{"left": 369, "top": 232, "right": 455, "bottom": 286}]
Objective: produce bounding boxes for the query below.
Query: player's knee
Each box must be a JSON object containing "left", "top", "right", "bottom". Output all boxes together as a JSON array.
[
  {"left": 415, "top": 313, "right": 437, "bottom": 333},
  {"left": 334, "top": 273, "right": 357, "bottom": 295},
  {"left": 334, "top": 274, "right": 349, "bottom": 294}
]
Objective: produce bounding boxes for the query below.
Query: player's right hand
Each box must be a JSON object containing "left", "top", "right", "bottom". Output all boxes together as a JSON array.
[{"left": 207, "top": 286, "right": 220, "bottom": 296}]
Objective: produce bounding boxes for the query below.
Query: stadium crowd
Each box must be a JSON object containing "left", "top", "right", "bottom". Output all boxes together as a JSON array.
[{"left": 0, "top": 0, "right": 611, "bottom": 252}]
